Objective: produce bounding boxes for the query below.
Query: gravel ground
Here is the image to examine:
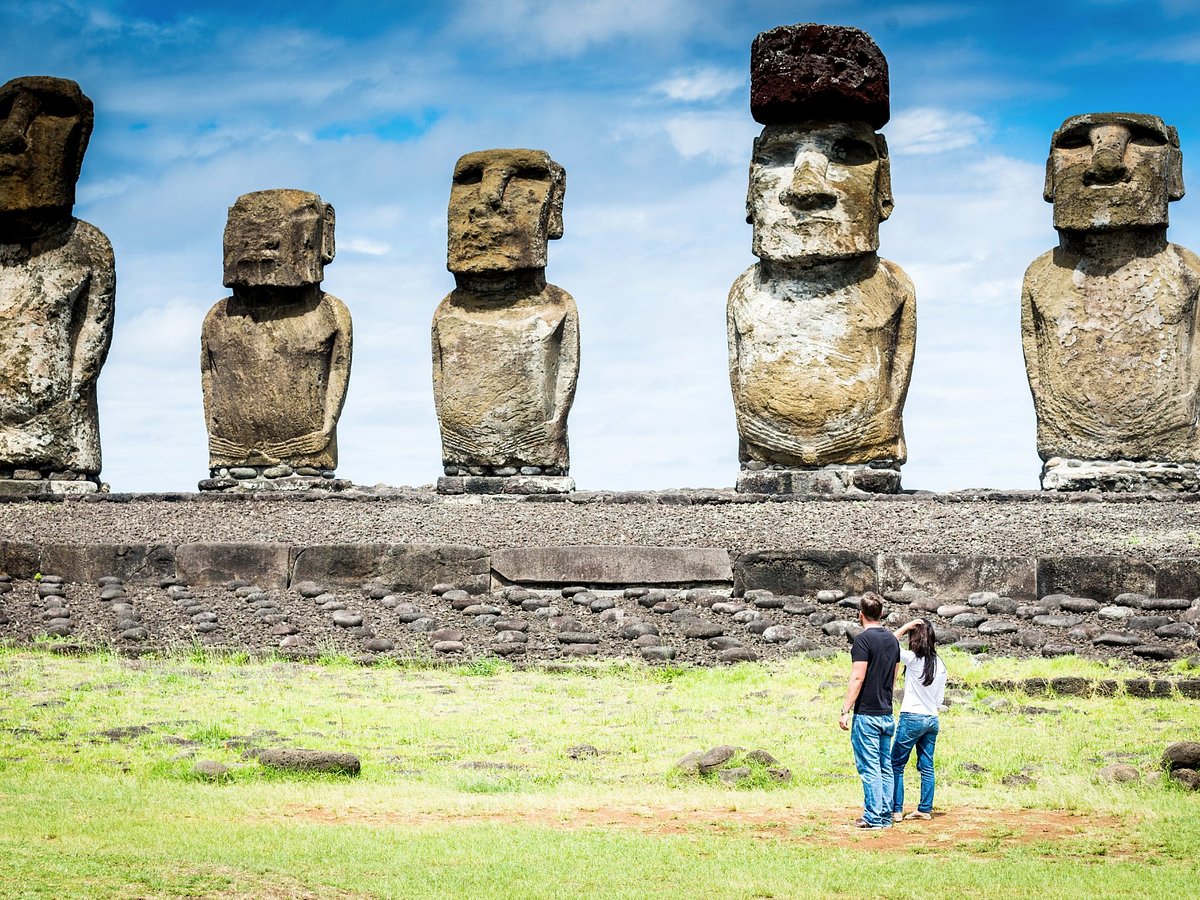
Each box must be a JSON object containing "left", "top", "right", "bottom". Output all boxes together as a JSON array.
[{"left": 0, "top": 491, "right": 1199, "bottom": 558}]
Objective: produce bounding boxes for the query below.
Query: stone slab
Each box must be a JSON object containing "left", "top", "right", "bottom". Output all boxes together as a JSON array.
[
  {"left": 0, "top": 541, "right": 40, "bottom": 579},
  {"left": 1042, "top": 459, "right": 1200, "bottom": 493},
  {"left": 879, "top": 554, "right": 1036, "bottom": 602},
  {"left": 0, "top": 479, "right": 98, "bottom": 497},
  {"left": 438, "top": 476, "right": 575, "bottom": 495},
  {"left": 733, "top": 549, "right": 877, "bottom": 596},
  {"left": 291, "top": 543, "right": 490, "bottom": 595},
  {"left": 1153, "top": 559, "right": 1200, "bottom": 601},
  {"left": 39, "top": 544, "right": 175, "bottom": 584},
  {"left": 491, "top": 546, "right": 732, "bottom": 587},
  {"left": 199, "top": 476, "right": 353, "bottom": 492},
  {"left": 176, "top": 542, "right": 295, "bottom": 589},
  {"left": 1037, "top": 556, "right": 1157, "bottom": 602},
  {"left": 736, "top": 466, "right": 900, "bottom": 496}
]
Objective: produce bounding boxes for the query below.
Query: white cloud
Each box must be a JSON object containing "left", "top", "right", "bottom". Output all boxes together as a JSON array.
[
  {"left": 887, "top": 107, "right": 989, "bottom": 156},
  {"left": 655, "top": 67, "right": 743, "bottom": 102},
  {"left": 343, "top": 237, "right": 392, "bottom": 256},
  {"left": 663, "top": 113, "right": 755, "bottom": 164}
]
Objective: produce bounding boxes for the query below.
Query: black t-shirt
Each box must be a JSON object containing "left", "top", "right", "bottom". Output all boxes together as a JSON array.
[{"left": 850, "top": 626, "right": 900, "bottom": 716}]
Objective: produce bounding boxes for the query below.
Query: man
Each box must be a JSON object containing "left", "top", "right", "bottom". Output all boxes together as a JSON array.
[{"left": 839, "top": 591, "right": 900, "bottom": 828}]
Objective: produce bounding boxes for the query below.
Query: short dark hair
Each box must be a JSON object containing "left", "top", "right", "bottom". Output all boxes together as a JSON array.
[{"left": 859, "top": 592, "right": 884, "bottom": 622}]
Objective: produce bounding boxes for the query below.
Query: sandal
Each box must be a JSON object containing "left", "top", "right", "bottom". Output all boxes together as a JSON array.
[{"left": 905, "top": 811, "right": 932, "bottom": 821}]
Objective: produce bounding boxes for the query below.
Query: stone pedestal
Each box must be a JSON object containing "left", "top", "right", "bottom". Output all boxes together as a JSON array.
[
  {"left": 437, "top": 475, "right": 575, "bottom": 496},
  {"left": 1041, "top": 458, "right": 1200, "bottom": 493},
  {"left": 736, "top": 463, "right": 901, "bottom": 495},
  {"left": 0, "top": 478, "right": 98, "bottom": 497},
  {"left": 199, "top": 465, "right": 351, "bottom": 493}
]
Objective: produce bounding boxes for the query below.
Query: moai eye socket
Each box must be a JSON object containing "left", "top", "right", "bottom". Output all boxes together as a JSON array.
[
  {"left": 1054, "top": 129, "right": 1090, "bottom": 150},
  {"left": 1129, "top": 127, "right": 1167, "bottom": 148},
  {"left": 512, "top": 165, "right": 550, "bottom": 181},
  {"left": 453, "top": 165, "right": 483, "bottom": 185},
  {"left": 831, "top": 138, "right": 878, "bottom": 165}
]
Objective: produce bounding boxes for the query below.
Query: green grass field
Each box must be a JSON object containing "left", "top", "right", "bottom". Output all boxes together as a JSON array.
[{"left": 1, "top": 646, "right": 1198, "bottom": 898}]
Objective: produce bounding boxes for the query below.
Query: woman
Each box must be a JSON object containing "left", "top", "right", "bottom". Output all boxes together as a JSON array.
[{"left": 890, "top": 618, "right": 946, "bottom": 821}]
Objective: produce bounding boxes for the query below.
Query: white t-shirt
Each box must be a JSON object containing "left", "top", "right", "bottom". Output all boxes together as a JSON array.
[{"left": 899, "top": 649, "right": 947, "bottom": 716}]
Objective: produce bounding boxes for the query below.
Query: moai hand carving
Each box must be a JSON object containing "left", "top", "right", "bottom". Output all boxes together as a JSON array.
[
  {"left": 728, "top": 25, "right": 916, "bottom": 495},
  {"left": 432, "top": 149, "right": 580, "bottom": 495},
  {"left": 1023, "top": 113, "right": 1200, "bottom": 491},
  {"left": 200, "top": 189, "right": 352, "bottom": 490},
  {"left": 0, "top": 76, "right": 114, "bottom": 494}
]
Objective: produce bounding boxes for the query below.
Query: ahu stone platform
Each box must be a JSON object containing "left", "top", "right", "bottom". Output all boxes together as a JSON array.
[{"left": 0, "top": 489, "right": 1198, "bottom": 666}]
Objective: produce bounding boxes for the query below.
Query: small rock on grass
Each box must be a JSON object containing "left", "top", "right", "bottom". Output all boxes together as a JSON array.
[
  {"left": 1098, "top": 764, "right": 1140, "bottom": 783},
  {"left": 567, "top": 745, "right": 600, "bottom": 759},
  {"left": 1163, "top": 741, "right": 1200, "bottom": 771},
  {"left": 744, "top": 749, "right": 779, "bottom": 766},
  {"left": 718, "top": 766, "right": 751, "bottom": 785},
  {"left": 1170, "top": 768, "right": 1200, "bottom": 791},
  {"left": 698, "top": 744, "right": 736, "bottom": 773},
  {"left": 194, "top": 760, "right": 229, "bottom": 779},
  {"left": 258, "top": 749, "right": 360, "bottom": 776}
]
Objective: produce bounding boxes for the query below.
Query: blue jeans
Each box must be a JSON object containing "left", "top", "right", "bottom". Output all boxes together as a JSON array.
[
  {"left": 850, "top": 713, "right": 895, "bottom": 827},
  {"left": 891, "top": 712, "right": 939, "bottom": 814}
]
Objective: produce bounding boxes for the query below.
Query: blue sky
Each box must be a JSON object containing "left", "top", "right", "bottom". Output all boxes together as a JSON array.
[{"left": 2, "top": 0, "right": 1198, "bottom": 491}]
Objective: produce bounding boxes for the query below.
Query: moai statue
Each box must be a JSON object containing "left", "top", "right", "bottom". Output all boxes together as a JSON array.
[
  {"left": 200, "top": 189, "right": 352, "bottom": 491},
  {"left": 0, "top": 76, "right": 114, "bottom": 495},
  {"left": 728, "top": 25, "right": 916, "bottom": 494},
  {"left": 432, "top": 149, "right": 580, "bottom": 495},
  {"left": 1024, "top": 113, "right": 1200, "bottom": 491}
]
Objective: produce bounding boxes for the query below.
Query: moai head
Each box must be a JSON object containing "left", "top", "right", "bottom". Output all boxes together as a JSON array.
[
  {"left": 447, "top": 148, "right": 565, "bottom": 275},
  {"left": 746, "top": 24, "right": 892, "bottom": 263},
  {"left": 1045, "top": 112, "right": 1184, "bottom": 232},
  {"left": 223, "top": 189, "right": 335, "bottom": 290},
  {"left": 0, "top": 76, "right": 94, "bottom": 227}
]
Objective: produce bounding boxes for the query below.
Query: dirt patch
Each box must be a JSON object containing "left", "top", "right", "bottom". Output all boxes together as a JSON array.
[{"left": 277, "top": 803, "right": 1126, "bottom": 856}]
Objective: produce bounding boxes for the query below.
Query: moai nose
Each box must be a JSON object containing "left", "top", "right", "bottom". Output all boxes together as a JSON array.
[
  {"left": 479, "top": 169, "right": 508, "bottom": 209},
  {"left": 1084, "top": 127, "right": 1130, "bottom": 186},
  {"left": 0, "top": 93, "right": 36, "bottom": 155},
  {"left": 781, "top": 159, "right": 837, "bottom": 211},
  {"left": 0, "top": 124, "right": 26, "bottom": 155}
]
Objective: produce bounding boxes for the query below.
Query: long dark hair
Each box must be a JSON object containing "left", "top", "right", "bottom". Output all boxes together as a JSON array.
[{"left": 909, "top": 618, "right": 941, "bottom": 687}]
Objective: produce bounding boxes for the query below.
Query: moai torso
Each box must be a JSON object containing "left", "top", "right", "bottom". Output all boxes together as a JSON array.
[
  {"left": 432, "top": 149, "right": 579, "bottom": 474},
  {"left": 202, "top": 292, "right": 351, "bottom": 469},
  {"left": 433, "top": 286, "right": 577, "bottom": 469},
  {"left": 0, "top": 78, "right": 113, "bottom": 477},
  {"left": 201, "top": 189, "right": 351, "bottom": 472},
  {"left": 729, "top": 257, "right": 913, "bottom": 465},
  {"left": 1023, "top": 112, "right": 1200, "bottom": 464}
]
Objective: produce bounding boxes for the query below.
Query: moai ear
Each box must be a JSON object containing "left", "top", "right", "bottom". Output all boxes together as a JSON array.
[
  {"left": 1167, "top": 128, "right": 1185, "bottom": 201},
  {"left": 320, "top": 203, "right": 336, "bottom": 264},
  {"left": 547, "top": 163, "right": 565, "bottom": 240},
  {"left": 874, "top": 134, "right": 894, "bottom": 222}
]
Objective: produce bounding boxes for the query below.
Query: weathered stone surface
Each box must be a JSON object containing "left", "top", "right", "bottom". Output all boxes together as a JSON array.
[
  {"left": 1024, "top": 113, "right": 1200, "bottom": 484},
  {"left": 733, "top": 549, "right": 876, "bottom": 596},
  {"left": 492, "top": 546, "right": 732, "bottom": 587},
  {"left": 1163, "top": 740, "right": 1200, "bottom": 771},
  {"left": 731, "top": 30, "right": 911, "bottom": 492},
  {"left": 878, "top": 554, "right": 1035, "bottom": 602},
  {"left": 176, "top": 543, "right": 294, "bottom": 589},
  {"left": 735, "top": 464, "right": 900, "bottom": 496},
  {"left": 437, "top": 475, "right": 575, "bottom": 496},
  {"left": 1036, "top": 557, "right": 1156, "bottom": 603},
  {"left": 257, "top": 748, "right": 360, "bottom": 776},
  {"left": 291, "top": 543, "right": 490, "bottom": 595},
  {"left": 0, "top": 77, "right": 113, "bottom": 480},
  {"left": 749, "top": 24, "right": 889, "bottom": 129},
  {"left": 202, "top": 189, "right": 351, "bottom": 475},
  {"left": 39, "top": 544, "right": 174, "bottom": 585},
  {"left": 697, "top": 744, "right": 736, "bottom": 773},
  {"left": 433, "top": 149, "right": 577, "bottom": 482}
]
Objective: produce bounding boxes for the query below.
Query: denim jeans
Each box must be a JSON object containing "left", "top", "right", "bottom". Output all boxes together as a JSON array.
[
  {"left": 891, "top": 712, "right": 939, "bottom": 814},
  {"left": 850, "top": 713, "right": 895, "bottom": 827}
]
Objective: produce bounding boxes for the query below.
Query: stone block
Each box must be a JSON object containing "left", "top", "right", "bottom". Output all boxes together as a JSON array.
[
  {"left": 290, "top": 544, "right": 390, "bottom": 586},
  {"left": 492, "top": 546, "right": 731, "bottom": 588},
  {"left": 733, "top": 549, "right": 877, "bottom": 597},
  {"left": 39, "top": 544, "right": 175, "bottom": 584},
  {"left": 879, "top": 554, "right": 1035, "bottom": 601},
  {"left": 382, "top": 544, "right": 490, "bottom": 595},
  {"left": 176, "top": 543, "right": 295, "bottom": 589},
  {"left": 0, "top": 541, "right": 40, "bottom": 578},
  {"left": 437, "top": 476, "right": 574, "bottom": 495},
  {"left": 1036, "top": 557, "right": 1156, "bottom": 603},
  {"left": 1154, "top": 559, "right": 1200, "bottom": 601},
  {"left": 735, "top": 466, "right": 900, "bottom": 496}
]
